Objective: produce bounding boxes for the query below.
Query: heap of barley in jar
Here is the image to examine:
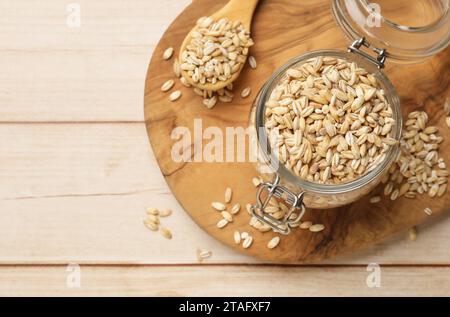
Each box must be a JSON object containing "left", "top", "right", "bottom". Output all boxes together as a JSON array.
[{"left": 264, "top": 56, "right": 397, "bottom": 185}]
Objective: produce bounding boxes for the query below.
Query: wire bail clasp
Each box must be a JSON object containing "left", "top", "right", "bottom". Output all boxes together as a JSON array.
[
  {"left": 348, "top": 37, "right": 387, "bottom": 69},
  {"left": 250, "top": 175, "right": 306, "bottom": 235}
]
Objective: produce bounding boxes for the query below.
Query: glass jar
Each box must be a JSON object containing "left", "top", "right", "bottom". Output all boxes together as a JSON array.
[
  {"left": 332, "top": 0, "right": 450, "bottom": 64},
  {"left": 248, "top": 0, "right": 450, "bottom": 234}
]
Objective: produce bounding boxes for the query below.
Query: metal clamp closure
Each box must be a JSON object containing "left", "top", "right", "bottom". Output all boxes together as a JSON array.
[
  {"left": 348, "top": 37, "right": 387, "bottom": 69},
  {"left": 250, "top": 175, "right": 306, "bottom": 235}
]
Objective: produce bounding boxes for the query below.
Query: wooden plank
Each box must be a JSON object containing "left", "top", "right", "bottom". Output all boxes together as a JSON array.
[
  {"left": 0, "top": 123, "right": 156, "bottom": 198},
  {"left": 0, "top": 50, "right": 152, "bottom": 122},
  {"left": 0, "top": 0, "right": 190, "bottom": 49},
  {"left": 0, "top": 123, "right": 252, "bottom": 264},
  {"left": 0, "top": 0, "right": 190, "bottom": 122},
  {"left": 1, "top": 265, "right": 449, "bottom": 296},
  {"left": 0, "top": 123, "right": 449, "bottom": 264},
  {"left": 0, "top": 192, "right": 251, "bottom": 264}
]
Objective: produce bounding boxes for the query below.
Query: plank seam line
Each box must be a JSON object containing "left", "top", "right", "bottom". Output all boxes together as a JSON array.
[
  {"left": 0, "top": 264, "right": 449, "bottom": 268},
  {"left": 2, "top": 188, "right": 157, "bottom": 201},
  {"left": 0, "top": 121, "right": 145, "bottom": 124}
]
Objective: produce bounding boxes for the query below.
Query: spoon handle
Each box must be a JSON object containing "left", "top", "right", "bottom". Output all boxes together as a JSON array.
[
  {"left": 218, "top": 0, "right": 260, "bottom": 29},
  {"left": 225, "top": 0, "right": 260, "bottom": 12}
]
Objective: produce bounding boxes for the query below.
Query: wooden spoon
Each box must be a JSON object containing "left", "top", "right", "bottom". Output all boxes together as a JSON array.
[{"left": 178, "top": 0, "right": 260, "bottom": 92}]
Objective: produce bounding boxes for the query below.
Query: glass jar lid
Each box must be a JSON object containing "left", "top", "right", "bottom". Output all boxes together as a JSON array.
[{"left": 331, "top": 0, "right": 450, "bottom": 63}]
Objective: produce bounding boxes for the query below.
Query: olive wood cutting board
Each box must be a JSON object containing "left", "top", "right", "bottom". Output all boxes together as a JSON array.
[{"left": 144, "top": 0, "right": 450, "bottom": 263}]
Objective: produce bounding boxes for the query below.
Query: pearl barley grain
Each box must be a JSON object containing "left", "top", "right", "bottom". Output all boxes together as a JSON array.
[
  {"left": 267, "top": 236, "right": 280, "bottom": 249},
  {"left": 163, "top": 47, "right": 174, "bottom": 60},
  {"left": 299, "top": 221, "right": 312, "bottom": 230},
  {"left": 248, "top": 56, "right": 257, "bottom": 69},
  {"left": 252, "top": 177, "right": 262, "bottom": 187},
  {"left": 424, "top": 207, "right": 433, "bottom": 216},
  {"left": 224, "top": 187, "right": 232, "bottom": 203},
  {"left": 180, "top": 76, "right": 191, "bottom": 87},
  {"left": 242, "top": 236, "right": 253, "bottom": 249},
  {"left": 217, "top": 218, "right": 228, "bottom": 229},
  {"left": 143, "top": 220, "right": 158, "bottom": 231},
  {"left": 161, "top": 79, "right": 175, "bottom": 92},
  {"left": 169, "top": 90, "right": 181, "bottom": 102},
  {"left": 233, "top": 231, "right": 241, "bottom": 244},
  {"left": 241, "top": 87, "right": 251, "bottom": 98},
  {"left": 444, "top": 98, "right": 450, "bottom": 116},
  {"left": 198, "top": 250, "right": 212, "bottom": 260},
  {"left": 160, "top": 227, "right": 172, "bottom": 239},
  {"left": 159, "top": 209, "right": 172, "bottom": 217},
  {"left": 390, "top": 189, "right": 399, "bottom": 200},
  {"left": 231, "top": 203, "right": 241, "bottom": 215},
  {"left": 147, "top": 215, "right": 159, "bottom": 225},
  {"left": 212, "top": 202, "right": 226, "bottom": 211},
  {"left": 309, "top": 224, "right": 325, "bottom": 233},
  {"left": 173, "top": 58, "right": 181, "bottom": 78},
  {"left": 146, "top": 207, "right": 159, "bottom": 215},
  {"left": 221, "top": 211, "right": 233, "bottom": 222},
  {"left": 203, "top": 96, "right": 218, "bottom": 109}
]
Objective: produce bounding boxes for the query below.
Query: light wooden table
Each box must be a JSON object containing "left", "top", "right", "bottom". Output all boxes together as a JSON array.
[{"left": 0, "top": 0, "right": 449, "bottom": 296}]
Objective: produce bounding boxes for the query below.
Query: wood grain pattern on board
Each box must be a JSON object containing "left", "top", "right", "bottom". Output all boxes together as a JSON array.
[{"left": 144, "top": 0, "right": 450, "bottom": 263}]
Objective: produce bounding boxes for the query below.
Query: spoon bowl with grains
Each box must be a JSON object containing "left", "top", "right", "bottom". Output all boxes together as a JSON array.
[{"left": 178, "top": 0, "right": 259, "bottom": 92}]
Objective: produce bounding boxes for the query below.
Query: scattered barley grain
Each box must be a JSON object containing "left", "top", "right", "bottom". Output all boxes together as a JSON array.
[
  {"left": 241, "top": 87, "right": 252, "bottom": 98},
  {"left": 309, "top": 224, "right": 325, "bottom": 232},
  {"left": 233, "top": 230, "right": 241, "bottom": 244},
  {"left": 160, "top": 227, "right": 172, "bottom": 239},
  {"left": 248, "top": 56, "right": 257, "bottom": 69},
  {"left": 242, "top": 236, "right": 253, "bottom": 249},
  {"left": 267, "top": 236, "right": 280, "bottom": 249},
  {"left": 163, "top": 47, "right": 174, "bottom": 60},
  {"left": 159, "top": 209, "right": 172, "bottom": 217},
  {"left": 299, "top": 221, "right": 312, "bottom": 230},
  {"left": 224, "top": 187, "right": 232, "bottom": 203},
  {"left": 143, "top": 220, "right": 159, "bottom": 231},
  {"left": 212, "top": 202, "right": 226, "bottom": 211},
  {"left": 231, "top": 203, "right": 241, "bottom": 215},
  {"left": 169, "top": 90, "right": 182, "bottom": 101},
  {"left": 161, "top": 79, "right": 175, "bottom": 92},
  {"left": 217, "top": 218, "right": 229, "bottom": 229}
]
